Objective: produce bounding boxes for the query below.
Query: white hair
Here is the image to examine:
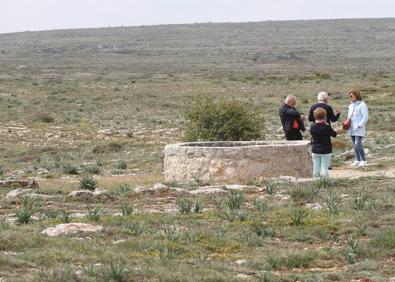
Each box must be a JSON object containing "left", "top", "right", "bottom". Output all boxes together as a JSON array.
[
  {"left": 285, "top": 95, "right": 296, "bottom": 105},
  {"left": 317, "top": 91, "right": 328, "bottom": 102}
]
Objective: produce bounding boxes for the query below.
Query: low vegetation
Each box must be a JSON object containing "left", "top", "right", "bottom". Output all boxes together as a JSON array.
[{"left": 0, "top": 18, "right": 394, "bottom": 281}]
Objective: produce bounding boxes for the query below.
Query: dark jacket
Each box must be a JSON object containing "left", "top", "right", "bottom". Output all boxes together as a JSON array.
[
  {"left": 308, "top": 102, "right": 340, "bottom": 125},
  {"left": 310, "top": 122, "right": 337, "bottom": 154},
  {"left": 279, "top": 103, "right": 305, "bottom": 140}
]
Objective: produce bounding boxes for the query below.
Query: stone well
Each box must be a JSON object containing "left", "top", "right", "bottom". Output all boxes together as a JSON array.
[{"left": 164, "top": 141, "right": 312, "bottom": 184}]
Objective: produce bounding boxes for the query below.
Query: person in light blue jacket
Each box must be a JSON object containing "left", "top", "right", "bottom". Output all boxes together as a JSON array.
[{"left": 347, "top": 90, "right": 369, "bottom": 167}]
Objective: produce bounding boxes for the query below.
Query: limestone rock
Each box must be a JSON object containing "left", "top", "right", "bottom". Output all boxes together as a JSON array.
[
  {"left": 0, "top": 179, "right": 39, "bottom": 189},
  {"left": 189, "top": 186, "right": 227, "bottom": 194},
  {"left": 42, "top": 223, "right": 104, "bottom": 237},
  {"left": 6, "top": 189, "right": 33, "bottom": 200},
  {"left": 68, "top": 188, "right": 113, "bottom": 201},
  {"left": 6, "top": 189, "right": 59, "bottom": 201}
]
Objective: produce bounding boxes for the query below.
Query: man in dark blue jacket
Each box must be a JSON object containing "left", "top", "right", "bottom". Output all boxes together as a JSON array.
[
  {"left": 308, "top": 91, "right": 341, "bottom": 125},
  {"left": 279, "top": 95, "right": 306, "bottom": 140}
]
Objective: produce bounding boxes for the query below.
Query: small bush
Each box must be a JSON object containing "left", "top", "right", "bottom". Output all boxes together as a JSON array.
[
  {"left": 352, "top": 187, "right": 369, "bottom": 211},
  {"left": 251, "top": 223, "right": 275, "bottom": 238},
  {"left": 368, "top": 228, "right": 395, "bottom": 251},
  {"left": 115, "top": 160, "right": 127, "bottom": 170},
  {"left": 253, "top": 198, "right": 271, "bottom": 213},
  {"left": 0, "top": 218, "right": 10, "bottom": 230},
  {"left": 61, "top": 163, "right": 79, "bottom": 175},
  {"left": 105, "top": 262, "right": 128, "bottom": 282},
  {"left": 194, "top": 198, "right": 202, "bottom": 213},
  {"left": 126, "top": 222, "right": 145, "bottom": 237},
  {"left": 82, "top": 164, "right": 100, "bottom": 175},
  {"left": 92, "top": 142, "right": 123, "bottom": 154},
  {"left": 61, "top": 211, "right": 72, "bottom": 223},
  {"left": 16, "top": 207, "right": 33, "bottom": 224},
  {"left": 79, "top": 174, "right": 97, "bottom": 190},
  {"left": 42, "top": 209, "right": 60, "bottom": 219},
  {"left": 327, "top": 190, "right": 341, "bottom": 215},
  {"left": 226, "top": 191, "right": 245, "bottom": 210},
  {"left": 288, "top": 208, "right": 309, "bottom": 226},
  {"left": 36, "top": 113, "right": 55, "bottom": 123},
  {"left": 113, "top": 184, "right": 132, "bottom": 196},
  {"left": 258, "top": 271, "right": 277, "bottom": 282},
  {"left": 283, "top": 251, "right": 317, "bottom": 268},
  {"left": 86, "top": 207, "right": 104, "bottom": 222},
  {"left": 120, "top": 203, "right": 134, "bottom": 216},
  {"left": 176, "top": 198, "right": 193, "bottom": 214},
  {"left": 183, "top": 95, "right": 263, "bottom": 141}
]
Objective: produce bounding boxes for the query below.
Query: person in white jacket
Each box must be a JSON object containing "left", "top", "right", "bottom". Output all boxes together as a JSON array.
[{"left": 347, "top": 90, "right": 369, "bottom": 167}]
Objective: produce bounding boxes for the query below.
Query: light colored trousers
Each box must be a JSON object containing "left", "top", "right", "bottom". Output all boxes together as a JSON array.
[{"left": 312, "top": 153, "right": 332, "bottom": 178}]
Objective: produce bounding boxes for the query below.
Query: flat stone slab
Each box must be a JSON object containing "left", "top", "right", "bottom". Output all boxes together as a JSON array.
[
  {"left": 164, "top": 141, "right": 312, "bottom": 185},
  {"left": 42, "top": 223, "right": 104, "bottom": 237}
]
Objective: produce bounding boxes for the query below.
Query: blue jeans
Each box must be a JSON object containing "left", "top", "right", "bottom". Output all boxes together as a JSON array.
[
  {"left": 351, "top": 136, "right": 366, "bottom": 161},
  {"left": 312, "top": 153, "right": 332, "bottom": 178}
]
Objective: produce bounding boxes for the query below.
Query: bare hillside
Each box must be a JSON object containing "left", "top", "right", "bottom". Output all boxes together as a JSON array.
[{"left": 0, "top": 18, "right": 394, "bottom": 79}]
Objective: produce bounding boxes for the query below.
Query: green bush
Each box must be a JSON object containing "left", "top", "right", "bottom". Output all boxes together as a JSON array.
[
  {"left": 79, "top": 174, "right": 97, "bottom": 190},
  {"left": 183, "top": 95, "right": 263, "bottom": 141}
]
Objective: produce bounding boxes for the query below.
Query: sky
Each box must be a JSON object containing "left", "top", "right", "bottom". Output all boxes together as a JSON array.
[{"left": 1, "top": 0, "right": 395, "bottom": 34}]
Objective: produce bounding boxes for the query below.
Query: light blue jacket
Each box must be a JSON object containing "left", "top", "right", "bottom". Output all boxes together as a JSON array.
[{"left": 347, "top": 101, "right": 369, "bottom": 137}]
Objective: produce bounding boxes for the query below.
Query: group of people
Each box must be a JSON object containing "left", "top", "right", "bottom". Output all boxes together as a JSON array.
[{"left": 279, "top": 90, "right": 369, "bottom": 178}]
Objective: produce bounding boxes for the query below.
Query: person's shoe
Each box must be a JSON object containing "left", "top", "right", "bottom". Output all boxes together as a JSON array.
[
  {"left": 358, "top": 161, "right": 368, "bottom": 167},
  {"left": 350, "top": 161, "right": 360, "bottom": 167}
]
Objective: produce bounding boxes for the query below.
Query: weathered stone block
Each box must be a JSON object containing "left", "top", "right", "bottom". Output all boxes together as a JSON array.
[{"left": 164, "top": 141, "right": 312, "bottom": 184}]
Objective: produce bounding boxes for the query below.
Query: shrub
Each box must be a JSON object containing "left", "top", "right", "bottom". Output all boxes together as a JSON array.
[
  {"left": 61, "top": 163, "right": 79, "bottom": 175},
  {"left": 327, "top": 190, "right": 341, "bottom": 215},
  {"left": 86, "top": 207, "right": 104, "bottom": 222},
  {"left": 289, "top": 208, "right": 309, "bottom": 226},
  {"left": 105, "top": 262, "right": 128, "bottom": 282},
  {"left": 113, "top": 184, "right": 132, "bottom": 196},
  {"left": 183, "top": 95, "right": 263, "bottom": 141},
  {"left": 0, "top": 218, "right": 10, "bottom": 230},
  {"left": 16, "top": 207, "right": 33, "bottom": 224},
  {"left": 176, "top": 198, "right": 193, "bottom": 214},
  {"left": 36, "top": 113, "right": 55, "bottom": 123},
  {"left": 82, "top": 164, "right": 100, "bottom": 175},
  {"left": 126, "top": 222, "right": 145, "bottom": 237},
  {"left": 92, "top": 142, "right": 123, "bottom": 154},
  {"left": 115, "top": 160, "right": 127, "bottom": 170},
  {"left": 226, "top": 191, "right": 245, "bottom": 210},
  {"left": 79, "top": 174, "right": 97, "bottom": 190},
  {"left": 120, "top": 203, "right": 134, "bottom": 216}
]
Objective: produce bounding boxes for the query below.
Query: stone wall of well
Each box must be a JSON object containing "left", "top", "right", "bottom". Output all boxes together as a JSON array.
[{"left": 164, "top": 141, "right": 312, "bottom": 184}]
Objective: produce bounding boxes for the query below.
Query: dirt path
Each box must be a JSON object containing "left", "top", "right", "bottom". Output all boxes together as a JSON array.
[{"left": 330, "top": 166, "right": 395, "bottom": 179}]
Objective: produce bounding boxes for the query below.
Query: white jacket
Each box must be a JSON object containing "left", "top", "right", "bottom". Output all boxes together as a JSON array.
[{"left": 347, "top": 101, "right": 369, "bottom": 137}]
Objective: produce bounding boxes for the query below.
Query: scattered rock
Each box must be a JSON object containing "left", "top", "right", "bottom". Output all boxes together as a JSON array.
[
  {"left": 306, "top": 203, "right": 323, "bottom": 210},
  {"left": 6, "top": 189, "right": 60, "bottom": 202},
  {"left": 6, "top": 189, "right": 33, "bottom": 200},
  {"left": 36, "top": 168, "right": 50, "bottom": 175},
  {"left": 235, "top": 259, "right": 247, "bottom": 265},
  {"left": 97, "top": 129, "right": 112, "bottom": 136},
  {"left": 11, "top": 170, "right": 26, "bottom": 178},
  {"left": 236, "top": 274, "right": 251, "bottom": 279},
  {"left": 0, "top": 179, "right": 39, "bottom": 189},
  {"left": 153, "top": 183, "right": 168, "bottom": 190},
  {"left": 42, "top": 223, "right": 104, "bottom": 237},
  {"left": 133, "top": 183, "right": 171, "bottom": 195},
  {"left": 189, "top": 186, "right": 227, "bottom": 194},
  {"left": 68, "top": 188, "right": 113, "bottom": 201},
  {"left": 112, "top": 239, "right": 127, "bottom": 245}
]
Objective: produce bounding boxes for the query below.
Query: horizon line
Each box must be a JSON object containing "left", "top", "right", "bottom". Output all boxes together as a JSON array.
[{"left": 1, "top": 16, "right": 394, "bottom": 36}]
